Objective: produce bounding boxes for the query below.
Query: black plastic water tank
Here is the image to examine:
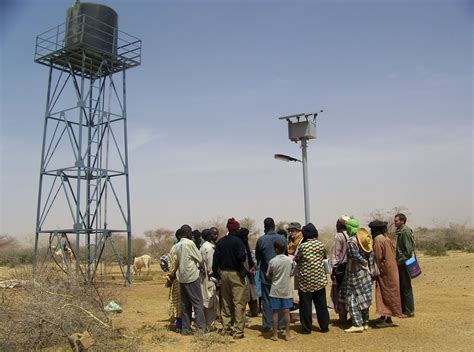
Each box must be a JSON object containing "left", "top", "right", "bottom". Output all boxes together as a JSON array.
[{"left": 65, "top": 2, "right": 118, "bottom": 55}]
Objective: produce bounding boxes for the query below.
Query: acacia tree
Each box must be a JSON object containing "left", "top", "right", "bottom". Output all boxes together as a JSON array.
[
  {"left": 366, "top": 206, "right": 410, "bottom": 239},
  {"left": 276, "top": 220, "right": 289, "bottom": 232},
  {"left": 144, "top": 228, "right": 175, "bottom": 257},
  {"left": 193, "top": 216, "right": 227, "bottom": 236},
  {"left": 101, "top": 236, "right": 147, "bottom": 265},
  {"left": 239, "top": 217, "right": 260, "bottom": 236},
  {"left": 239, "top": 217, "right": 261, "bottom": 249}
]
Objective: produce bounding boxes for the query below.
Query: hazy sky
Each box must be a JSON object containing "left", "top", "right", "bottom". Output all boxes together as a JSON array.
[{"left": 1, "top": 0, "right": 472, "bottom": 240}]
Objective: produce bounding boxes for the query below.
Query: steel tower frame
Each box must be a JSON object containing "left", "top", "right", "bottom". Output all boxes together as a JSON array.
[{"left": 33, "top": 13, "right": 141, "bottom": 284}]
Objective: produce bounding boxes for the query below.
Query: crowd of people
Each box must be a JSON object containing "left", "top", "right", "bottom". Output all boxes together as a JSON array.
[{"left": 161, "top": 213, "right": 416, "bottom": 340}]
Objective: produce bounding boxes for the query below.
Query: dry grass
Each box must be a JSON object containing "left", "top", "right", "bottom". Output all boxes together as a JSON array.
[
  {"left": 0, "top": 267, "right": 140, "bottom": 351},
  {"left": 150, "top": 327, "right": 178, "bottom": 346},
  {"left": 191, "top": 331, "right": 233, "bottom": 348}
]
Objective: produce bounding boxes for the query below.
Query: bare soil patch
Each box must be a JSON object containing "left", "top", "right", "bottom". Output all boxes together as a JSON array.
[
  {"left": 109, "top": 251, "right": 474, "bottom": 351},
  {"left": 2, "top": 252, "right": 473, "bottom": 351}
]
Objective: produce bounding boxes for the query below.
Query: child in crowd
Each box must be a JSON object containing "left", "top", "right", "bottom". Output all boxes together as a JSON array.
[{"left": 266, "top": 240, "right": 296, "bottom": 341}]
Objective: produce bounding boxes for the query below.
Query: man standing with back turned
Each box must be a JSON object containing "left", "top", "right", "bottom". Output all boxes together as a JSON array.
[
  {"left": 256, "top": 217, "right": 288, "bottom": 332},
  {"left": 394, "top": 213, "right": 415, "bottom": 318},
  {"left": 212, "top": 218, "right": 248, "bottom": 339},
  {"left": 175, "top": 224, "right": 207, "bottom": 335}
]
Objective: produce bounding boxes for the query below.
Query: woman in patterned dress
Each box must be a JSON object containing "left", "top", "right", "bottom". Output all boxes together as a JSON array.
[
  {"left": 338, "top": 218, "right": 375, "bottom": 333},
  {"left": 166, "top": 229, "right": 183, "bottom": 332},
  {"left": 294, "top": 223, "right": 330, "bottom": 334},
  {"left": 329, "top": 215, "right": 350, "bottom": 323}
]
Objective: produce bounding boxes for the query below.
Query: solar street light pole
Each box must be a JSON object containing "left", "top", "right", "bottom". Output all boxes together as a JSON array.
[
  {"left": 276, "top": 111, "right": 322, "bottom": 225},
  {"left": 301, "top": 139, "right": 310, "bottom": 224}
]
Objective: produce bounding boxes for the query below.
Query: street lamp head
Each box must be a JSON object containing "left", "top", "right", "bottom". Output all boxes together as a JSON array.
[
  {"left": 277, "top": 111, "right": 321, "bottom": 142},
  {"left": 274, "top": 154, "right": 302, "bottom": 163}
]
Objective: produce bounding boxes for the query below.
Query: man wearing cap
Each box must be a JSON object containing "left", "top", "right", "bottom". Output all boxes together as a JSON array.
[
  {"left": 394, "top": 213, "right": 415, "bottom": 318},
  {"left": 369, "top": 220, "right": 402, "bottom": 327},
  {"left": 287, "top": 222, "right": 303, "bottom": 257},
  {"left": 212, "top": 218, "right": 248, "bottom": 339},
  {"left": 339, "top": 219, "right": 374, "bottom": 333},
  {"left": 255, "top": 217, "right": 288, "bottom": 332}
]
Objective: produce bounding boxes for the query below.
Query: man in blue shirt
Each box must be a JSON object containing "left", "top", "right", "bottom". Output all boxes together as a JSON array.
[{"left": 255, "top": 217, "right": 288, "bottom": 332}]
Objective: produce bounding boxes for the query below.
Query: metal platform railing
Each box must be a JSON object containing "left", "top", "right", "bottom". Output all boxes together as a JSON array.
[{"left": 34, "top": 14, "right": 141, "bottom": 76}]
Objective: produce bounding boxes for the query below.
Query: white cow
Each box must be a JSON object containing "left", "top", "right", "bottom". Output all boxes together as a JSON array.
[
  {"left": 55, "top": 246, "right": 73, "bottom": 264},
  {"left": 133, "top": 254, "right": 151, "bottom": 276}
]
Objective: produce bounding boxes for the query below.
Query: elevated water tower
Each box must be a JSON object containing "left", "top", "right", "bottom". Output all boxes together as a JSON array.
[{"left": 33, "top": 1, "right": 141, "bottom": 284}]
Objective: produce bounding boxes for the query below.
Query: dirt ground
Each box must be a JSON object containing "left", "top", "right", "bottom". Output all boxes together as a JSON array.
[
  {"left": 2, "top": 251, "right": 473, "bottom": 351},
  {"left": 104, "top": 251, "right": 473, "bottom": 352}
]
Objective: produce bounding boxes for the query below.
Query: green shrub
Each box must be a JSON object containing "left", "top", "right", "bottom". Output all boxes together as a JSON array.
[
  {"left": 444, "top": 236, "right": 465, "bottom": 250},
  {"left": 464, "top": 244, "right": 474, "bottom": 253},
  {"left": 415, "top": 223, "right": 473, "bottom": 254},
  {"left": 424, "top": 243, "right": 448, "bottom": 256},
  {"left": 0, "top": 246, "right": 34, "bottom": 267},
  {"left": 443, "top": 225, "right": 469, "bottom": 250}
]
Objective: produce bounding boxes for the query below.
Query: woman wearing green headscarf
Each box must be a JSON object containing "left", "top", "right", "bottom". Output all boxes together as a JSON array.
[{"left": 338, "top": 218, "right": 375, "bottom": 333}]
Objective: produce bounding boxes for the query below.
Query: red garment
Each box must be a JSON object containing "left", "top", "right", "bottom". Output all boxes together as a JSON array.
[{"left": 373, "top": 235, "right": 402, "bottom": 317}]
